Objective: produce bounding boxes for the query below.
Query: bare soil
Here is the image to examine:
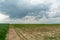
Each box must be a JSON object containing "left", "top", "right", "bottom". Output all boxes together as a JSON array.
[
  {"left": 6, "top": 26, "right": 60, "bottom": 40},
  {"left": 6, "top": 27, "right": 21, "bottom": 40}
]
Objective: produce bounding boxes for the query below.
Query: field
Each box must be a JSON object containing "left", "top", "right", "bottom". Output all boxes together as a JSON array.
[
  {"left": 0, "top": 24, "right": 9, "bottom": 40},
  {"left": 6, "top": 24, "right": 60, "bottom": 40},
  {"left": 1, "top": 24, "right": 60, "bottom": 40}
]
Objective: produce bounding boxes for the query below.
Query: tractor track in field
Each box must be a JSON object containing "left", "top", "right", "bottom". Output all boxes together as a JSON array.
[
  {"left": 6, "top": 25, "right": 60, "bottom": 40},
  {"left": 6, "top": 26, "right": 37, "bottom": 40},
  {"left": 6, "top": 26, "right": 41, "bottom": 40},
  {"left": 14, "top": 28, "right": 37, "bottom": 40},
  {"left": 14, "top": 28, "right": 28, "bottom": 40},
  {"left": 16, "top": 28, "right": 42, "bottom": 40}
]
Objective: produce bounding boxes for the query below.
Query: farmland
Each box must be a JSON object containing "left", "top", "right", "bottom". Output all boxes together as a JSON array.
[
  {"left": 6, "top": 24, "right": 60, "bottom": 40},
  {"left": 0, "top": 24, "right": 9, "bottom": 40},
  {"left": 1, "top": 24, "right": 60, "bottom": 40}
]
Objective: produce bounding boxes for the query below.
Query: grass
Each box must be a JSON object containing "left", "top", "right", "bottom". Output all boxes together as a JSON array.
[{"left": 0, "top": 24, "right": 9, "bottom": 40}]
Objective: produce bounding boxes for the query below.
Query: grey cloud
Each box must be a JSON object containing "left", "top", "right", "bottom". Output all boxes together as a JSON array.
[
  {"left": 53, "top": 12, "right": 60, "bottom": 18},
  {"left": 0, "top": 0, "right": 51, "bottom": 19},
  {"left": 27, "top": 4, "right": 51, "bottom": 19}
]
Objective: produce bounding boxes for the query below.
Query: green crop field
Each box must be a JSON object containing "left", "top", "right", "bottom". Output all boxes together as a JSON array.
[{"left": 0, "top": 24, "right": 9, "bottom": 40}]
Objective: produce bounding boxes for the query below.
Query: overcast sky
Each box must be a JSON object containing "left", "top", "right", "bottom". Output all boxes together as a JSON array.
[{"left": 0, "top": 0, "right": 60, "bottom": 24}]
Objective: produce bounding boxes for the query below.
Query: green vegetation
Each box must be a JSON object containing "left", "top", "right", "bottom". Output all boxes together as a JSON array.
[
  {"left": 12, "top": 24, "right": 60, "bottom": 29},
  {"left": 13, "top": 24, "right": 60, "bottom": 27},
  {"left": 0, "top": 24, "right": 9, "bottom": 40}
]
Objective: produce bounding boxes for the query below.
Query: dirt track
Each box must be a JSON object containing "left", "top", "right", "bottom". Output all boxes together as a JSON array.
[{"left": 6, "top": 27, "right": 21, "bottom": 40}]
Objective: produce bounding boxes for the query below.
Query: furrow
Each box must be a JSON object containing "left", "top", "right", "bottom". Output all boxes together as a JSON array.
[{"left": 14, "top": 28, "right": 28, "bottom": 40}]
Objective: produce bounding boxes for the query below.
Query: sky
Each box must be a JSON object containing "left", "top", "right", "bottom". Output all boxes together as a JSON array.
[{"left": 0, "top": 0, "right": 60, "bottom": 24}]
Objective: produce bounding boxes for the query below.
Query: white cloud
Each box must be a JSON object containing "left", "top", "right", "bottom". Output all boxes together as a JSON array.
[
  {"left": 47, "top": 18, "right": 60, "bottom": 24},
  {"left": 0, "top": 0, "right": 5, "bottom": 3},
  {"left": 30, "top": 0, "right": 45, "bottom": 5},
  {"left": 0, "top": 12, "right": 10, "bottom": 23}
]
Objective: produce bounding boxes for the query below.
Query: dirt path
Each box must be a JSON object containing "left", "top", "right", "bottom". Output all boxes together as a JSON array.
[{"left": 6, "top": 27, "right": 21, "bottom": 40}]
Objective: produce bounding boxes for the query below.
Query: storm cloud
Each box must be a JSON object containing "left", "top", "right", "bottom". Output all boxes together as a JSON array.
[
  {"left": 0, "top": 0, "right": 51, "bottom": 19},
  {"left": 0, "top": 0, "right": 60, "bottom": 23}
]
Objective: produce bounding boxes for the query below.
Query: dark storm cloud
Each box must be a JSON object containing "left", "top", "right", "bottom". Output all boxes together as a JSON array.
[
  {"left": 27, "top": 4, "right": 51, "bottom": 18},
  {"left": 0, "top": 0, "right": 51, "bottom": 19}
]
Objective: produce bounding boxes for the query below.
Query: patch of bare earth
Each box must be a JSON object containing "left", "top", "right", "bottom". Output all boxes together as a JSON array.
[
  {"left": 6, "top": 26, "right": 60, "bottom": 40},
  {"left": 6, "top": 27, "right": 20, "bottom": 40}
]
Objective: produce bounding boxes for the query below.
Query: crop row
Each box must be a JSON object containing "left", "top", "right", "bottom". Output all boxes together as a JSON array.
[{"left": 0, "top": 24, "right": 9, "bottom": 40}]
